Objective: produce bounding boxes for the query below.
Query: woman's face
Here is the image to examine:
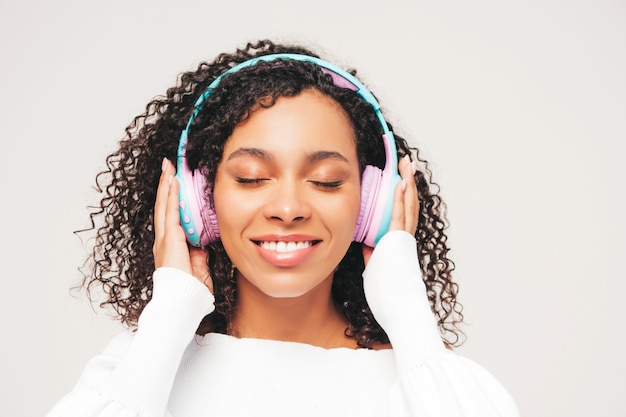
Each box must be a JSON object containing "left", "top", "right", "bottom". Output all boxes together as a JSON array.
[{"left": 213, "top": 89, "right": 361, "bottom": 298}]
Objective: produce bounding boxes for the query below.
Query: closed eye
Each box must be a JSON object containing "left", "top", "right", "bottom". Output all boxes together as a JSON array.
[
  {"left": 235, "top": 178, "right": 268, "bottom": 186},
  {"left": 311, "top": 180, "right": 343, "bottom": 189}
]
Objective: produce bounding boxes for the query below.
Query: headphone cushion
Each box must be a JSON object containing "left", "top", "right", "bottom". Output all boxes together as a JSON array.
[
  {"left": 354, "top": 165, "right": 381, "bottom": 243},
  {"left": 193, "top": 169, "right": 220, "bottom": 246}
]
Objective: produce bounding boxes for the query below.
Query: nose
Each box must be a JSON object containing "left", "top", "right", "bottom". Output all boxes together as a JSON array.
[{"left": 262, "top": 179, "right": 312, "bottom": 224}]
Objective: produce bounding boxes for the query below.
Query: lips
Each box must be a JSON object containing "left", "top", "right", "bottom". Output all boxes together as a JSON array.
[{"left": 251, "top": 235, "right": 321, "bottom": 267}]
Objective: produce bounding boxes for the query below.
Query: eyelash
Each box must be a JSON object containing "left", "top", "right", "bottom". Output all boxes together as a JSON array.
[
  {"left": 235, "top": 178, "right": 267, "bottom": 186},
  {"left": 311, "top": 181, "right": 342, "bottom": 189},
  {"left": 235, "top": 178, "right": 342, "bottom": 189}
]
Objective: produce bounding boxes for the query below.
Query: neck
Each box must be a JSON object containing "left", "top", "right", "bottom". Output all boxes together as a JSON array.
[{"left": 230, "top": 272, "right": 357, "bottom": 349}]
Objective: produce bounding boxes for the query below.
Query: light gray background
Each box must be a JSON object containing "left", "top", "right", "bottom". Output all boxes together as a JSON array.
[{"left": 1, "top": 1, "right": 624, "bottom": 416}]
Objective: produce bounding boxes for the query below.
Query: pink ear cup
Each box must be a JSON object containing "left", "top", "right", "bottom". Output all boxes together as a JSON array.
[
  {"left": 353, "top": 132, "right": 402, "bottom": 246},
  {"left": 353, "top": 165, "right": 381, "bottom": 243},
  {"left": 192, "top": 169, "right": 220, "bottom": 246}
]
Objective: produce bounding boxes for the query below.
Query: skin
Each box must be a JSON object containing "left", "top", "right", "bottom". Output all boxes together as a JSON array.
[{"left": 153, "top": 89, "right": 419, "bottom": 349}]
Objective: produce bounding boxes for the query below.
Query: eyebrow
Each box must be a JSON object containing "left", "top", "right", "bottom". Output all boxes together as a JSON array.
[
  {"left": 305, "top": 150, "right": 349, "bottom": 164},
  {"left": 226, "top": 148, "right": 349, "bottom": 164},
  {"left": 226, "top": 147, "right": 273, "bottom": 161}
]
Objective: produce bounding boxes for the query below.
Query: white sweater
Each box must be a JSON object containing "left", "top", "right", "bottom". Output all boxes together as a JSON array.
[{"left": 46, "top": 231, "right": 519, "bottom": 417}]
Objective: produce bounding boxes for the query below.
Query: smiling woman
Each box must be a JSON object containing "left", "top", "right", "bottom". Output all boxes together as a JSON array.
[
  {"left": 215, "top": 91, "right": 361, "bottom": 345},
  {"left": 46, "top": 40, "right": 520, "bottom": 416}
]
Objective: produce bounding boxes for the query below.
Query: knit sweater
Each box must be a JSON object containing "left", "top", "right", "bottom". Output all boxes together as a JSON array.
[{"left": 46, "top": 231, "right": 519, "bottom": 417}]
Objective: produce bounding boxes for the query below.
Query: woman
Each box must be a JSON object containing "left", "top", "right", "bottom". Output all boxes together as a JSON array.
[{"left": 47, "top": 40, "right": 519, "bottom": 416}]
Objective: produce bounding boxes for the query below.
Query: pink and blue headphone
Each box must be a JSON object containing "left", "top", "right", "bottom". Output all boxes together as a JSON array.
[{"left": 175, "top": 53, "right": 401, "bottom": 248}]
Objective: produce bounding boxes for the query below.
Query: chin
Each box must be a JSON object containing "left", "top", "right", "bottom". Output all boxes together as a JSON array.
[
  {"left": 262, "top": 288, "right": 310, "bottom": 299},
  {"left": 239, "top": 269, "right": 333, "bottom": 300}
]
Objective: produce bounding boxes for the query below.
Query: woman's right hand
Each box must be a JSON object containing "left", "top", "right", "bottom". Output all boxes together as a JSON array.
[{"left": 153, "top": 158, "right": 213, "bottom": 293}]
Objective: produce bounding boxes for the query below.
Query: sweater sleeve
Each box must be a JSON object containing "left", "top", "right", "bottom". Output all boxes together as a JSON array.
[
  {"left": 46, "top": 268, "right": 215, "bottom": 417},
  {"left": 363, "top": 231, "right": 520, "bottom": 416}
]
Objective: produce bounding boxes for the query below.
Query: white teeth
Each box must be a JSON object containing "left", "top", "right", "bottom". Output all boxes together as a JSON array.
[{"left": 260, "top": 241, "right": 313, "bottom": 252}]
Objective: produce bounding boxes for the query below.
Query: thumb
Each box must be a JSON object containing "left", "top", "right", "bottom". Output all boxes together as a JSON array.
[
  {"left": 189, "top": 247, "right": 213, "bottom": 294},
  {"left": 362, "top": 245, "right": 374, "bottom": 266}
]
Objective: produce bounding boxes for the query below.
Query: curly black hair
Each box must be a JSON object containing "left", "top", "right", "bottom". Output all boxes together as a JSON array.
[{"left": 78, "top": 39, "right": 464, "bottom": 349}]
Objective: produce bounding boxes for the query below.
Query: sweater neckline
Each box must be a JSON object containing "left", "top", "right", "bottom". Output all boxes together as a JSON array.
[{"left": 194, "top": 331, "right": 394, "bottom": 355}]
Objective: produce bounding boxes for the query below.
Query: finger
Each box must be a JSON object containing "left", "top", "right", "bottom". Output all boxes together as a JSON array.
[
  {"left": 164, "top": 166, "right": 186, "bottom": 241},
  {"left": 388, "top": 176, "right": 405, "bottom": 232},
  {"left": 154, "top": 158, "right": 174, "bottom": 242},
  {"left": 154, "top": 174, "right": 191, "bottom": 273},
  {"left": 402, "top": 157, "right": 419, "bottom": 234}
]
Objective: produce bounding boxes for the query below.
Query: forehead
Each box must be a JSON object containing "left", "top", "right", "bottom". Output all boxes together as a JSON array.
[{"left": 223, "top": 90, "right": 358, "bottom": 160}]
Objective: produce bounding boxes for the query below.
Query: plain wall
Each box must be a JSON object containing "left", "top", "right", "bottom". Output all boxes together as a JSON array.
[{"left": 1, "top": 1, "right": 624, "bottom": 416}]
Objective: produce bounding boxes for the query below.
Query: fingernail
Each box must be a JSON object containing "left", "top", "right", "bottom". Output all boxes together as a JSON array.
[
  {"left": 411, "top": 159, "right": 418, "bottom": 175},
  {"left": 404, "top": 155, "right": 413, "bottom": 174},
  {"left": 162, "top": 157, "right": 168, "bottom": 172},
  {"left": 401, "top": 179, "right": 407, "bottom": 192}
]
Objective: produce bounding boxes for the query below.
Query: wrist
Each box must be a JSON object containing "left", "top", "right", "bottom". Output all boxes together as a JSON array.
[
  {"left": 363, "top": 231, "right": 445, "bottom": 364},
  {"left": 138, "top": 268, "right": 215, "bottom": 334}
]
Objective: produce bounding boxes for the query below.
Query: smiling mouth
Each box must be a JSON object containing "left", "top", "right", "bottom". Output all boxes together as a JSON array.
[{"left": 254, "top": 240, "right": 321, "bottom": 253}]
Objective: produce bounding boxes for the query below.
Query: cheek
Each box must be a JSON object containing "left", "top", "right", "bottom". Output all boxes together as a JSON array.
[
  {"left": 214, "top": 200, "right": 258, "bottom": 247},
  {"left": 212, "top": 174, "right": 251, "bottom": 246},
  {"left": 323, "top": 188, "right": 362, "bottom": 240},
  {"left": 212, "top": 192, "right": 255, "bottom": 272}
]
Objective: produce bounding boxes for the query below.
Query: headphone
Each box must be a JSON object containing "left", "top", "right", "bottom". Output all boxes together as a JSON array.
[{"left": 175, "top": 53, "right": 401, "bottom": 248}]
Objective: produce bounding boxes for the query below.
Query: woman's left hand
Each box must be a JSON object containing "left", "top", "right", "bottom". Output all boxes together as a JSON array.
[
  {"left": 362, "top": 155, "right": 418, "bottom": 264},
  {"left": 361, "top": 156, "right": 444, "bottom": 361}
]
